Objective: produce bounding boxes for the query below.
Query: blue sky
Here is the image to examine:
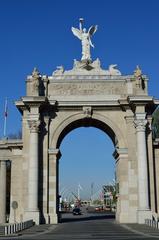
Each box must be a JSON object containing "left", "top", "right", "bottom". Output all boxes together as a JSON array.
[{"left": 0, "top": 0, "right": 159, "bottom": 199}]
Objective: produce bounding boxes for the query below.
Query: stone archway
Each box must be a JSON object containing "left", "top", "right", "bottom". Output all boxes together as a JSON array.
[
  {"left": 0, "top": 59, "right": 158, "bottom": 225},
  {"left": 51, "top": 112, "right": 126, "bottom": 149},
  {"left": 48, "top": 112, "right": 128, "bottom": 224}
]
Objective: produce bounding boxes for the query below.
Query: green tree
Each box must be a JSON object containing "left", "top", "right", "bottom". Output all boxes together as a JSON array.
[{"left": 152, "top": 106, "right": 159, "bottom": 139}]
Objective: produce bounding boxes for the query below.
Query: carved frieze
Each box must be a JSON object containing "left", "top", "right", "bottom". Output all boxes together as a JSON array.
[{"left": 48, "top": 82, "right": 126, "bottom": 96}]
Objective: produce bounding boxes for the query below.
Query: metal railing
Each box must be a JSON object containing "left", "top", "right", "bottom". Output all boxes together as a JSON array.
[
  {"left": 2, "top": 220, "right": 34, "bottom": 235},
  {"left": 145, "top": 218, "right": 159, "bottom": 229}
]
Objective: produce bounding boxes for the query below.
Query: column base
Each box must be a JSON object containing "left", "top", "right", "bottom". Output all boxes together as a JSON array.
[
  {"left": 116, "top": 212, "right": 136, "bottom": 223},
  {"left": 137, "top": 209, "right": 152, "bottom": 224},
  {"left": 24, "top": 210, "right": 40, "bottom": 225},
  {"left": 48, "top": 213, "right": 58, "bottom": 224}
]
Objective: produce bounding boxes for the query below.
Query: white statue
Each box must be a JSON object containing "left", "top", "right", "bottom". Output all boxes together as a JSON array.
[
  {"left": 71, "top": 18, "right": 98, "bottom": 61},
  {"left": 105, "top": 64, "right": 121, "bottom": 75},
  {"left": 53, "top": 66, "right": 64, "bottom": 75}
]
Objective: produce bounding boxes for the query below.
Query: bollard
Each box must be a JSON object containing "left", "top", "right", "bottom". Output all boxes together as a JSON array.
[
  {"left": 3, "top": 219, "right": 34, "bottom": 236},
  {"left": 5, "top": 226, "right": 8, "bottom": 235}
]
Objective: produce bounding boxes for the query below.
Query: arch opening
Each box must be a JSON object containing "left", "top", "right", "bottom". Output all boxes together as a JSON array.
[
  {"left": 56, "top": 118, "right": 118, "bottom": 150},
  {"left": 55, "top": 118, "right": 118, "bottom": 222}
]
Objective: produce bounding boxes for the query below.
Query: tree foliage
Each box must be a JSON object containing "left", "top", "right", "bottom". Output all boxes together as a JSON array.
[{"left": 152, "top": 106, "right": 159, "bottom": 139}]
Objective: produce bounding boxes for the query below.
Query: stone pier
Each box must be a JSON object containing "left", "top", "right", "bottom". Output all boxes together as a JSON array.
[
  {"left": 135, "top": 113, "right": 151, "bottom": 223},
  {"left": 0, "top": 160, "right": 6, "bottom": 223},
  {"left": 25, "top": 120, "right": 40, "bottom": 224}
]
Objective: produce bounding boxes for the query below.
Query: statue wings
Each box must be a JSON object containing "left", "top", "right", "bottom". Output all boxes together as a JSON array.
[
  {"left": 88, "top": 25, "right": 98, "bottom": 36},
  {"left": 71, "top": 27, "right": 82, "bottom": 40}
]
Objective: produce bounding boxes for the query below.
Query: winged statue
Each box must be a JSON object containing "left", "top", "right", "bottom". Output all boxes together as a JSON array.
[{"left": 71, "top": 18, "right": 98, "bottom": 61}]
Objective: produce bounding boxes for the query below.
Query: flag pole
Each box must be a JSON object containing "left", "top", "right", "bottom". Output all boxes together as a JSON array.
[{"left": 3, "top": 98, "right": 8, "bottom": 138}]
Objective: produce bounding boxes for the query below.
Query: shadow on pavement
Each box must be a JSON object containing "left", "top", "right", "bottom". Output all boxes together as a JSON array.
[{"left": 61, "top": 213, "right": 115, "bottom": 223}]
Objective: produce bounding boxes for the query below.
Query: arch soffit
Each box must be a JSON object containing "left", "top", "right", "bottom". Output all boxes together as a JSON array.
[{"left": 50, "top": 112, "right": 126, "bottom": 149}]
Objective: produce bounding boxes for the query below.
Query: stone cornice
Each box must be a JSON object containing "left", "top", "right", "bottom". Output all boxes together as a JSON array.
[
  {"left": 22, "top": 96, "right": 47, "bottom": 103},
  {"left": 128, "top": 96, "right": 154, "bottom": 105},
  {"left": 26, "top": 74, "right": 48, "bottom": 81},
  {"left": 48, "top": 74, "right": 148, "bottom": 82},
  {"left": 15, "top": 96, "right": 48, "bottom": 113},
  {"left": 0, "top": 139, "right": 23, "bottom": 150},
  {"left": 48, "top": 96, "right": 156, "bottom": 109},
  {"left": 56, "top": 100, "right": 120, "bottom": 107},
  {"left": 49, "top": 96, "right": 129, "bottom": 107},
  {"left": 154, "top": 99, "right": 159, "bottom": 105},
  {"left": 15, "top": 100, "right": 26, "bottom": 114}
]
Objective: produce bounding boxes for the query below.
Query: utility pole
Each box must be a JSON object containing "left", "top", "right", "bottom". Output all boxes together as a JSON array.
[
  {"left": 91, "top": 182, "right": 94, "bottom": 203},
  {"left": 3, "top": 98, "right": 8, "bottom": 138}
]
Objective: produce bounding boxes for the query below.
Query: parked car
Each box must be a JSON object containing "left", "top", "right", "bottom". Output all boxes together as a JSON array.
[
  {"left": 72, "top": 207, "right": 81, "bottom": 215},
  {"left": 95, "top": 206, "right": 103, "bottom": 211}
]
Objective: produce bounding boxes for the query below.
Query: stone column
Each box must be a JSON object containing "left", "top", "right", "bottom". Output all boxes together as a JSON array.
[
  {"left": 134, "top": 113, "right": 151, "bottom": 223},
  {"left": 114, "top": 148, "right": 129, "bottom": 223},
  {"left": 42, "top": 116, "right": 50, "bottom": 223},
  {"left": 0, "top": 160, "right": 7, "bottom": 223},
  {"left": 147, "top": 116, "right": 156, "bottom": 214},
  {"left": 125, "top": 113, "right": 138, "bottom": 223},
  {"left": 25, "top": 120, "right": 40, "bottom": 224},
  {"left": 48, "top": 148, "right": 61, "bottom": 224}
]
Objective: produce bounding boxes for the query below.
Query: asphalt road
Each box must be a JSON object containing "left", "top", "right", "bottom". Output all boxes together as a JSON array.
[{"left": 2, "top": 211, "right": 159, "bottom": 240}]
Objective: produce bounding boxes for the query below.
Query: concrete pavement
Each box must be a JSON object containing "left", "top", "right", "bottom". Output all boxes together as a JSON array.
[{"left": 1, "top": 212, "right": 159, "bottom": 239}]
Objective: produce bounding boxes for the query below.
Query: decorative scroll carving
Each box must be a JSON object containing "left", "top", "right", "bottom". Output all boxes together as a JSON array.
[
  {"left": 83, "top": 106, "right": 92, "bottom": 118},
  {"left": 72, "top": 58, "right": 101, "bottom": 71},
  {"left": 134, "top": 119, "right": 147, "bottom": 132},
  {"left": 28, "top": 120, "right": 40, "bottom": 133},
  {"left": 52, "top": 66, "right": 64, "bottom": 75},
  {"left": 105, "top": 64, "right": 121, "bottom": 76}
]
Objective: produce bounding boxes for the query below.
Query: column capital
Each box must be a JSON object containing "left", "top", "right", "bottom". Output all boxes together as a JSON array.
[
  {"left": 134, "top": 119, "right": 147, "bottom": 132},
  {"left": 0, "top": 160, "right": 7, "bottom": 166},
  {"left": 0, "top": 159, "right": 7, "bottom": 162},
  {"left": 125, "top": 115, "right": 134, "bottom": 124},
  {"left": 48, "top": 148, "right": 60, "bottom": 155},
  {"left": 48, "top": 148, "right": 61, "bottom": 159},
  {"left": 28, "top": 120, "right": 40, "bottom": 133}
]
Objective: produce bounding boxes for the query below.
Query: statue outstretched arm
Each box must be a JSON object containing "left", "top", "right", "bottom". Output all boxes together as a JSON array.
[{"left": 71, "top": 27, "right": 82, "bottom": 40}]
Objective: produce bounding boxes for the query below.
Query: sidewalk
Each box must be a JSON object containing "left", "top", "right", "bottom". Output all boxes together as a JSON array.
[
  {"left": 0, "top": 224, "right": 57, "bottom": 239},
  {"left": 123, "top": 223, "right": 159, "bottom": 238}
]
